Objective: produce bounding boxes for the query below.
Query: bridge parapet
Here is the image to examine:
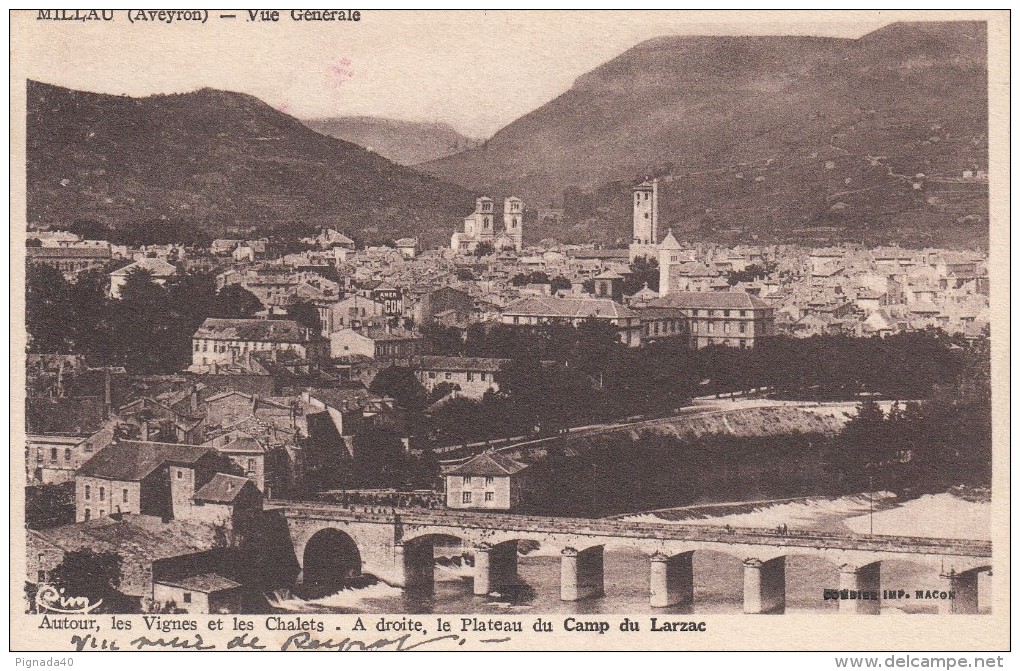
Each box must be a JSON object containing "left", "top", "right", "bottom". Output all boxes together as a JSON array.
[{"left": 268, "top": 501, "right": 990, "bottom": 559}]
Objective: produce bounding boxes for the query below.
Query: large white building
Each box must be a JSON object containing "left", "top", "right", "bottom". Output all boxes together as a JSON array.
[{"left": 190, "top": 318, "right": 328, "bottom": 372}]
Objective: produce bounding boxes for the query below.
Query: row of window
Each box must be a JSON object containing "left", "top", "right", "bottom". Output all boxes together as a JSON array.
[
  {"left": 426, "top": 371, "right": 490, "bottom": 382},
  {"left": 37, "top": 445, "right": 92, "bottom": 463},
  {"left": 694, "top": 309, "right": 752, "bottom": 317},
  {"left": 84, "top": 485, "right": 129, "bottom": 503},
  {"left": 462, "top": 476, "right": 494, "bottom": 485},
  {"left": 644, "top": 320, "right": 682, "bottom": 336},
  {"left": 692, "top": 321, "right": 749, "bottom": 335},
  {"left": 82, "top": 506, "right": 127, "bottom": 521},
  {"left": 461, "top": 492, "right": 495, "bottom": 503}
]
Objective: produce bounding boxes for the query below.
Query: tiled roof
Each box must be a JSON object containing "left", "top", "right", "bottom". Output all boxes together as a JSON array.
[
  {"left": 503, "top": 296, "right": 637, "bottom": 319},
  {"left": 155, "top": 572, "right": 242, "bottom": 593},
  {"left": 419, "top": 356, "right": 509, "bottom": 373},
  {"left": 650, "top": 291, "right": 772, "bottom": 310},
  {"left": 76, "top": 441, "right": 212, "bottom": 481},
  {"left": 217, "top": 436, "right": 265, "bottom": 455},
  {"left": 445, "top": 451, "right": 529, "bottom": 476},
  {"left": 193, "top": 473, "right": 257, "bottom": 502},
  {"left": 194, "top": 318, "right": 318, "bottom": 343},
  {"left": 27, "top": 246, "right": 111, "bottom": 258},
  {"left": 110, "top": 258, "right": 177, "bottom": 277}
]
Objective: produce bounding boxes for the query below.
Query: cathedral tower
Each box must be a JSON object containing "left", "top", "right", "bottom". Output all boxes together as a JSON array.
[{"left": 503, "top": 197, "right": 524, "bottom": 252}]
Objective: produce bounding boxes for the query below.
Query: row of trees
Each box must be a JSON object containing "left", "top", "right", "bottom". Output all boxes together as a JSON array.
[{"left": 27, "top": 264, "right": 323, "bottom": 373}]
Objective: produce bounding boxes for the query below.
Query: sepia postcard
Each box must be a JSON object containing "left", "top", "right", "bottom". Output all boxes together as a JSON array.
[{"left": 9, "top": 9, "right": 1010, "bottom": 654}]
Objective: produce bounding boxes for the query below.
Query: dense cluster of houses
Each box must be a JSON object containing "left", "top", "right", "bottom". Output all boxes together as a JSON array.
[{"left": 24, "top": 175, "right": 989, "bottom": 611}]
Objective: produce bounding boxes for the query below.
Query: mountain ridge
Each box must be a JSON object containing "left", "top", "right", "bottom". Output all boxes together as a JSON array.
[
  {"left": 302, "top": 116, "right": 482, "bottom": 166},
  {"left": 26, "top": 80, "right": 476, "bottom": 247},
  {"left": 420, "top": 21, "right": 989, "bottom": 249}
]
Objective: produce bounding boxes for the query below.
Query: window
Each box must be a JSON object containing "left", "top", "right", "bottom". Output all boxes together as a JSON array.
[
  {"left": 99, "top": 509, "right": 105, "bottom": 517},
  {"left": 50, "top": 448, "right": 57, "bottom": 461},
  {"left": 485, "top": 492, "right": 494, "bottom": 502},
  {"left": 177, "top": 470, "right": 183, "bottom": 479},
  {"left": 99, "top": 487, "right": 105, "bottom": 501},
  {"left": 480, "top": 373, "right": 487, "bottom": 382},
  {"left": 123, "top": 489, "right": 128, "bottom": 502},
  {"left": 462, "top": 492, "right": 472, "bottom": 504},
  {"left": 36, "top": 450, "right": 42, "bottom": 463},
  {"left": 428, "top": 371, "right": 436, "bottom": 379},
  {"left": 467, "top": 372, "right": 474, "bottom": 382},
  {"left": 462, "top": 476, "right": 471, "bottom": 485},
  {"left": 64, "top": 448, "right": 71, "bottom": 461},
  {"left": 85, "top": 485, "right": 91, "bottom": 500},
  {"left": 83, "top": 509, "right": 91, "bottom": 521},
  {"left": 725, "top": 310, "right": 731, "bottom": 317},
  {"left": 485, "top": 476, "right": 494, "bottom": 485},
  {"left": 183, "top": 592, "right": 192, "bottom": 604},
  {"left": 194, "top": 341, "right": 200, "bottom": 352},
  {"left": 247, "top": 459, "right": 256, "bottom": 473},
  {"left": 445, "top": 372, "right": 452, "bottom": 380},
  {"left": 739, "top": 323, "right": 747, "bottom": 334}
]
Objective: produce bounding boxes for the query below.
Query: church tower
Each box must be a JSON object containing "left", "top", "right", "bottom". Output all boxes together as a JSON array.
[
  {"left": 503, "top": 196, "right": 524, "bottom": 252},
  {"left": 476, "top": 197, "right": 494, "bottom": 242},
  {"left": 632, "top": 179, "right": 658, "bottom": 245},
  {"left": 657, "top": 228, "right": 684, "bottom": 297}
]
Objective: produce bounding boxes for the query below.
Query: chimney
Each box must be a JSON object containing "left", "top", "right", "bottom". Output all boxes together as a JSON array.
[
  {"left": 141, "top": 420, "right": 150, "bottom": 442},
  {"left": 189, "top": 385, "right": 198, "bottom": 413}
]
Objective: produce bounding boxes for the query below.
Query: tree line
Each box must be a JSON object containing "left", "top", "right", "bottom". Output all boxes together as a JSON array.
[{"left": 26, "top": 263, "right": 322, "bottom": 373}]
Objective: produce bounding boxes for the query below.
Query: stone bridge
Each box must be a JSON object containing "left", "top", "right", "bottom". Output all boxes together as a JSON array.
[{"left": 271, "top": 502, "right": 992, "bottom": 614}]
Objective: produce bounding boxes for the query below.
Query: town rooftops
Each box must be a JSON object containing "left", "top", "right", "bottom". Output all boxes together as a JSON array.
[
  {"left": 76, "top": 440, "right": 213, "bottom": 482},
  {"left": 445, "top": 450, "right": 529, "bottom": 477},
  {"left": 193, "top": 473, "right": 258, "bottom": 503},
  {"left": 650, "top": 291, "right": 772, "bottom": 311},
  {"left": 593, "top": 270, "right": 624, "bottom": 280},
  {"left": 194, "top": 318, "right": 319, "bottom": 343},
  {"left": 217, "top": 436, "right": 266, "bottom": 455},
  {"left": 155, "top": 573, "right": 242, "bottom": 594},
  {"left": 27, "top": 246, "right": 111, "bottom": 258},
  {"left": 567, "top": 248, "right": 631, "bottom": 260},
  {"left": 110, "top": 258, "right": 177, "bottom": 277},
  {"left": 503, "top": 296, "right": 638, "bottom": 319},
  {"left": 634, "top": 306, "right": 688, "bottom": 320},
  {"left": 418, "top": 355, "right": 510, "bottom": 373}
]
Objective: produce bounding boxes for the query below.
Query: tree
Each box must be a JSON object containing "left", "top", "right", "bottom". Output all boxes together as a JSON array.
[
  {"left": 285, "top": 299, "right": 322, "bottom": 333},
  {"left": 48, "top": 549, "right": 125, "bottom": 612},
  {"left": 213, "top": 284, "right": 263, "bottom": 319},
  {"left": 549, "top": 275, "right": 572, "bottom": 294},
  {"left": 624, "top": 256, "right": 659, "bottom": 294},
  {"left": 473, "top": 241, "right": 495, "bottom": 257},
  {"left": 369, "top": 366, "right": 427, "bottom": 414},
  {"left": 26, "top": 264, "right": 74, "bottom": 353}
]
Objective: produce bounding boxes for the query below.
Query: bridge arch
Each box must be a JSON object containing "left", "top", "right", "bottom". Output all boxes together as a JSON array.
[{"left": 301, "top": 528, "right": 362, "bottom": 593}]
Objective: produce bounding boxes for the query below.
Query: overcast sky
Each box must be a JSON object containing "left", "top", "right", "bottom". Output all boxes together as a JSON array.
[{"left": 14, "top": 10, "right": 903, "bottom": 137}]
